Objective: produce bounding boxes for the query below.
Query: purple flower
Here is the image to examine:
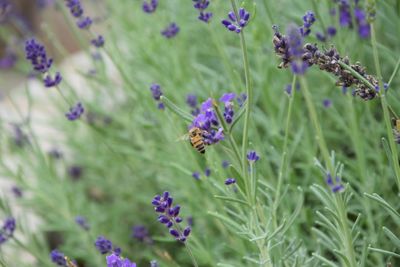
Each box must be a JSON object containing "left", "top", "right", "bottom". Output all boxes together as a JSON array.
[
  {"left": 236, "top": 93, "right": 247, "bottom": 107},
  {"left": 192, "top": 172, "right": 200, "bottom": 180},
  {"left": 106, "top": 253, "right": 136, "bottom": 267},
  {"left": 0, "top": 50, "right": 17, "bottom": 69},
  {"left": 323, "top": 99, "right": 332, "bottom": 108},
  {"left": 0, "top": 217, "right": 15, "bottom": 245},
  {"left": 284, "top": 84, "right": 292, "bottom": 96},
  {"left": 161, "top": 23, "right": 180, "bottom": 38},
  {"left": 25, "top": 39, "right": 53, "bottom": 73},
  {"left": 186, "top": 94, "right": 197, "bottom": 108},
  {"left": 132, "top": 225, "right": 152, "bottom": 243},
  {"left": 222, "top": 160, "right": 230, "bottom": 169},
  {"left": 221, "top": 8, "right": 250, "bottom": 33},
  {"left": 150, "top": 83, "right": 162, "bottom": 101},
  {"left": 44, "top": 72, "right": 62, "bottom": 88},
  {"left": 50, "top": 249, "right": 67, "bottom": 266},
  {"left": 205, "top": 167, "right": 211, "bottom": 177},
  {"left": 95, "top": 236, "right": 113, "bottom": 254},
  {"left": 77, "top": 16, "right": 92, "bottom": 29},
  {"left": 75, "top": 216, "right": 89, "bottom": 230},
  {"left": 354, "top": 8, "right": 370, "bottom": 38},
  {"left": 49, "top": 148, "right": 63, "bottom": 159},
  {"left": 193, "top": 0, "right": 212, "bottom": 23},
  {"left": 316, "top": 32, "right": 326, "bottom": 42},
  {"left": 65, "top": 102, "right": 84, "bottom": 121},
  {"left": 91, "top": 35, "right": 105, "bottom": 47},
  {"left": 286, "top": 24, "right": 308, "bottom": 75},
  {"left": 65, "top": 0, "right": 83, "bottom": 18},
  {"left": 247, "top": 151, "right": 260, "bottom": 163},
  {"left": 152, "top": 192, "right": 191, "bottom": 242},
  {"left": 224, "top": 178, "right": 236, "bottom": 185},
  {"left": 142, "top": 0, "right": 158, "bottom": 13},
  {"left": 12, "top": 124, "right": 28, "bottom": 147},
  {"left": 11, "top": 186, "right": 22, "bottom": 198},
  {"left": 325, "top": 173, "right": 344, "bottom": 193},
  {"left": 300, "top": 11, "right": 315, "bottom": 36},
  {"left": 327, "top": 26, "right": 337, "bottom": 37},
  {"left": 220, "top": 93, "right": 236, "bottom": 124},
  {"left": 339, "top": 1, "right": 352, "bottom": 27}
]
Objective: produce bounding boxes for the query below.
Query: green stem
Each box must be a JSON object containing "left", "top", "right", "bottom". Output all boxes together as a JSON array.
[
  {"left": 229, "top": 0, "right": 253, "bottom": 174},
  {"left": 300, "top": 77, "right": 357, "bottom": 267},
  {"left": 370, "top": 25, "right": 400, "bottom": 191},
  {"left": 272, "top": 75, "right": 297, "bottom": 228},
  {"left": 387, "top": 55, "right": 400, "bottom": 87},
  {"left": 337, "top": 61, "right": 375, "bottom": 91}
]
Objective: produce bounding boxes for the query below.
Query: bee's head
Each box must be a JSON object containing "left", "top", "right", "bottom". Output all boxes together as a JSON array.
[{"left": 189, "top": 127, "right": 201, "bottom": 137}]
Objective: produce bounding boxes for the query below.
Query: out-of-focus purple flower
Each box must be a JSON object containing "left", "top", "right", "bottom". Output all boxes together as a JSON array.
[
  {"left": 161, "top": 23, "right": 180, "bottom": 38},
  {"left": 316, "top": 32, "right": 326, "bottom": 42},
  {"left": 192, "top": 172, "right": 200, "bottom": 180},
  {"left": 11, "top": 124, "right": 28, "bottom": 147},
  {"left": 75, "top": 216, "right": 90, "bottom": 230},
  {"left": 0, "top": 0, "right": 12, "bottom": 22},
  {"left": 11, "top": 186, "right": 22, "bottom": 198},
  {"left": 95, "top": 236, "right": 113, "bottom": 254},
  {"left": 323, "top": 99, "right": 332, "bottom": 108},
  {"left": 25, "top": 39, "right": 53, "bottom": 73},
  {"left": 339, "top": 1, "right": 352, "bottom": 27},
  {"left": 0, "top": 50, "right": 17, "bottom": 69},
  {"left": 66, "top": 102, "right": 84, "bottom": 121},
  {"left": 157, "top": 102, "right": 165, "bottom": 110},
  {"left": 0, "top": 217, "right": 15, "bottom": 245},
  {"left": 325, "top": 173, "right": 344, "bottom": 193},
  {"left": 142, "top": 0, "right": 158, "bottom": 13},
  {"left": 152, "top": 191, "right": 191, "bottom": 242},
  {"left": 91, "top": 35, "right": 105, "bottom": 47},
  {"left": 68, "top": 165, "right": 83, "bottom": 180},
  {"left": 193, "top": 0, "right": 212, "bottom": 23},
  {"left": 300, "top": 11, "right": 315, "bottom": 36},
  {"left": 221, "top": 8, "right": 250, "bottom": 33},
  {"left": 77, "top": 16, "right": 92, "bottom": 29},
  {"left": 150, "top": 84, "right": 162, "bottom": 101},
  {"left": 220, "top": 93, "right": 236, "bottom": 124},
  {"left": 354, "top": 8, "right": 370, "bottom": 38},
  {"left": 187, "top": 216, "right": 194, "bottom": 226},
  {"left": 132, "top": 225, "right": 152, "bottom": 243},
  {"left": 236, "top": 93, "right": 247, "bottom": 107},
  {"left": 327, "top": 26, "right": 337, "bottom": 37},
  {"left": 48, "top": 148, "right": 63, "bottom": 159},
  {"left": 65, "top": 0, "right": 83, "bottom": 17},
  {"left": 50, "top": 249, "right": 67, "bottom": 266},
  {"left": 205, "top": 167, "right": 211, "bottom": 177},
  {"left": 247, "top": 151, "right": 260, "bottom": 163},
  {"left": 37, "top": 0, "right": 54, "bottom": 9},
  {"left": 224, "top": 178, "right": 236, "bottom": 185},
  {"left": 384, "top": 83, "right": 389, "bottom": 91},
  {"left": 186, "top": 94, "right": 200, "bottom": 115},
  {"left": 222, "top": 160, "right": 229, "bottom": 169},
  {"left": 286, "top": 24, "right": 308, "bottom": 75},
  {"left": 284, "top": 84, "right": 292, "bottom": 96},
  {"left": 44, "top": 72, "right": 62, "bottom": 88},
  {"left": 106, "top": 253, "right": 136, "bottom": 267}
]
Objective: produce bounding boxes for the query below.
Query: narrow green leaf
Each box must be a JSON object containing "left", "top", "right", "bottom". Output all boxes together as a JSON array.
[
  {"left": 161, "top": 96, "right": 194, "bottom": 123},
  {"left": 214, "top": 195, "right": 249, "bottom": 206},
  {"left": 383, "top": 227, "right": 400, "bottom": 248},
  {"left": 312, "top": 253, "right": 338, "bottom": 267}
]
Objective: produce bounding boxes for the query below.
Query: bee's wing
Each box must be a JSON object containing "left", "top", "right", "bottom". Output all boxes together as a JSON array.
[{"left": 176, "top": 133, "right": 190, "bottom": 142}]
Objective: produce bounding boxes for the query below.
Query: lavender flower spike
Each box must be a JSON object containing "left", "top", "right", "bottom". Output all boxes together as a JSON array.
[
  {"left": 220, "top": 93, "right": 236, "bottom": 124},
  {"left": 91, "top": 35, "right": 105, "bottom": 48},
  {"left": 50, "top": 249, "right": 67, "bottom": 266},
  {"left": 106, "top": 253, "right": 136, "bottom": 267},
  {"left": 247, "top": 151, "right": 260, "bottom": 163},
  {"left": 143, "top": 0, "right": 158, "bottom": 13},
  {"left": 65, "top": 0, "right": 83, "bottom": 18},
  {"left": 161, "top": 23, "right": 180, "bottom": 38},
  {"left": 152, "top": 192, "right": 192, "bottom": 242},
  {"left": 95, "top": 236, "right": 113, "bottom": 254},
  {"left": 221, "top": 7, "right": 250, "bottom": 33},
  {"left": 25, "top": 39, "right": 53, "bottom": 73},
  {"left": 65, "top": 102, "right": 84, "bottom": 121}
]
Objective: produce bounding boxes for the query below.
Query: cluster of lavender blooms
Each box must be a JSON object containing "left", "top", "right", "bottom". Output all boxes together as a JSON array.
[
  {"left": 325, "top": 173, "right": 344, "bottom": 193},
  {"left": 186, "top": 94, "right": 200, "bottom": 116},
  {"left": 132, "top": 225, "right": 153, "bottom": 244},
  {"left": 150, "top": 83, "right": 164, "bottom": 109},
  {"left": 316, "top": 26, "right": 337, "bottom": 42},
  {"left": 142, "top": 0, "right": 158, "bottom": 13},
  {"left": 50, "top": 250, "right": 77, "bottom": 267},
  {"left": 106, "top": 253, "right": 136, "bottom": 267},
  {"left": 161, "top": 23, "right": 180, "bottom": 38},
  {"left": 273, "top": 13, "right": 379, "bottom": 100},
  {"left": 66, "top": 102, "right": 85, "bottom": 121},
  {"left": 64, "top": 0, "right": 104, "bottom": 47},
  {"left": 299, "top": 11, "right": 316, "bottom": 36},
  {"left": 192, "top": 167, "right": 211, "bottom": 180},
  {"left": 192, "top": 0, "right": 212, "bottom": 23},
  {"left": 94, "top": 236, "right": 121, "bottom": 255},
  {"left": 0, "top": 48, "right": 17, "bottom": 69},
  {"left": 152, "top": 192, "right": 191, "bottom": 242},
  {"left": 333, "top": 0, "right": 370, "bottom": 38},
  {"left": 75, "top": 216, "right": 90, "bottom": 230},
  {"left": 0, "top": 217, "right": 15, "bottom": 245},
  {"left": 191, "top": 98, "right": 224, "bottom": 145},
  {"left": 221, "top": 8, "right": 250, "bottom": 33},
  {"left": 25, "top": 39, "right": 62, "bottom": 88}
]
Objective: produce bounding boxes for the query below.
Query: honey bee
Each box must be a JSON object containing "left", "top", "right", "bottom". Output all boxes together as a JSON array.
[
  {"left": 189, "top": 127, "right": 206, "bottom": 154},
  {"left": 178, "top": 127, "right": 206, "bottom": 154}
]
